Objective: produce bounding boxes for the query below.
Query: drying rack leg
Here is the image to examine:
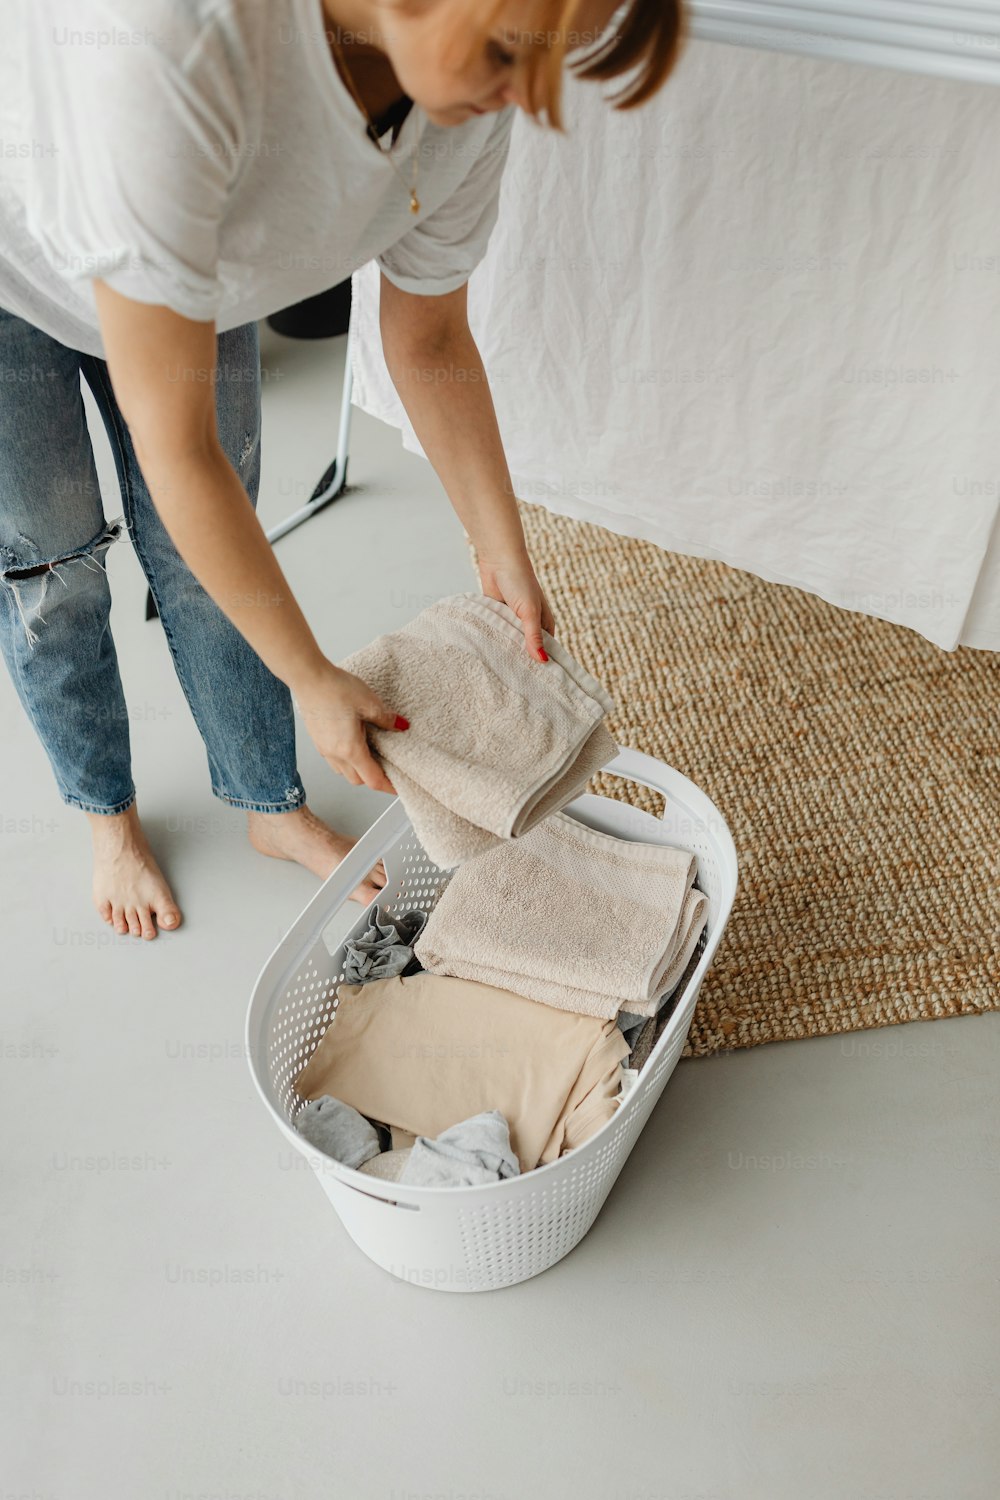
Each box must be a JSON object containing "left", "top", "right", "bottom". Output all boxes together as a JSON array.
[{"left": 145, "top": 318, "right": 356, "bottom": 621}]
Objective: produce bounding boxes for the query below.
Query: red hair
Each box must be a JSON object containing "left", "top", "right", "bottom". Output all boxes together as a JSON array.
[{"left": 433, "top": 0, "right": 685, "bottom": 131}]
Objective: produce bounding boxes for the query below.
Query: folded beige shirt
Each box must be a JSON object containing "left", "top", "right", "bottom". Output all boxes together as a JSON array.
[{"left": 293, "top": 971, "right": 630, "bottom": 1173}]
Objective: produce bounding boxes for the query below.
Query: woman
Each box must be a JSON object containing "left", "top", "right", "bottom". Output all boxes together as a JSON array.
[{"left": 0, "top": 0, "right": 681, "bottom": 939}]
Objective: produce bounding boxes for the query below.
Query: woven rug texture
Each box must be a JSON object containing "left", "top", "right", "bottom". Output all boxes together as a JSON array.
[{"left": 468, "top": 504, "right": 999, "bottom": 1056}]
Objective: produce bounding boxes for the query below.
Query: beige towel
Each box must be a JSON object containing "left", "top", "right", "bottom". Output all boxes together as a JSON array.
[
  {"left": 293, "top": 971, "right": 630, "bottom": 1172},
  {"left": 337, "top": 592, "right": 618, "bottom": 869},
  {"left": 413, "top": 809, "right": 709, "bottom": 1021}
]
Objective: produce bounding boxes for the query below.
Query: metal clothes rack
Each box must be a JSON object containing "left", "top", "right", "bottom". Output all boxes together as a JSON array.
[
  {"left": 144, "top": 317, "right": 357, "bottom": 620},
  {"left": 686, "top": 0, "right": 1000, "bottom": 87}
]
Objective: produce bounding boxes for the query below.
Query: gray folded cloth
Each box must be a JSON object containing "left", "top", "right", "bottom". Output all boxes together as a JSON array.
[
  {"left": 343, "top": 903, "right": 428, "bottom": 986},
  {"left": 618, "top": 942, "right": 703, "bottom": 1060},
  {"left": 397, "top": 1109, "right": 521, "bottom": 1188},
  {"left": 626, "top": 1014, "right": 659, "bottom": 1072},
  {"left": 618, "top": 982, "right": 680, "bottom": 1045},
  {"left": 294, "top": 1095, "right": 382, "bottom": 1169},
  {"left": 616, "top": 1012, "right": 649, "bottom": 1051}
]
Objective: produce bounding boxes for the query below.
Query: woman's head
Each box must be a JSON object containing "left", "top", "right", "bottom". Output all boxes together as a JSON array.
[{"left": 362, "top": 0, "right": 684, "bottom": 130}]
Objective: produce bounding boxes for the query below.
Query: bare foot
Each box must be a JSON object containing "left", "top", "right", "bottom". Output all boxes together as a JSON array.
[
  {"left": 247, "top": 804, "right": 387, "bottom": 905},
  {"left": 88, "top": 804, "right": 183, "bottom": 940}
]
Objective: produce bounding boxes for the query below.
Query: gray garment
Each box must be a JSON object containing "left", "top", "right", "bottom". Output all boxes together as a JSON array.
[
  {"left": 397, "top": 1109, "right": 520, "bottom": 1188},
  {"left": 294, "top": 1095, "right": 382, "bottom": 1169},
  {"left": 626, "top": 1014, "right": 659, "bottom": 1073},
  {"left": 617, "top": 1012, "right": 648, "bottom": 1050},
  {"left": 343, "top": 903, "right": 428, "bottom": 986},
  {"left": 618, "top": 980, "right": 686, "bottom": 1050}
]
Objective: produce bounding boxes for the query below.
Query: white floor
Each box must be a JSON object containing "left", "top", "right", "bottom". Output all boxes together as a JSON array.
[{"left": 2, "top": 325, "right": 998, "bottom": 1500}]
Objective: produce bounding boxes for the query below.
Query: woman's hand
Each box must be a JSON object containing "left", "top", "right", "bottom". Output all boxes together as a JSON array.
[
  {"left": 478, "top": 551, "right": 556, "bottom": 663},
  {"left": 292, "top": 659, "right": 406, "bottom": 795}
]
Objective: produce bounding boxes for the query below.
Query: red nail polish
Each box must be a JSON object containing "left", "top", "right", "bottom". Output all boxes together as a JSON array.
[
  {"left": 538, "top": 648, "right": 548, "bottom": 662},
  {"left": 394, "top": 714, "right": 409, "bottom": 730}
]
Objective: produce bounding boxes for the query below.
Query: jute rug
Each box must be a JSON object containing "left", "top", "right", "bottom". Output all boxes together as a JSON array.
[{"left": 468, "top": 505, "right": 999, "bottom": 1056}]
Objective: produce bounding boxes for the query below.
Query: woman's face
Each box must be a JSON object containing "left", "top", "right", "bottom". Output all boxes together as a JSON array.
[{"left": 375, "top": 0, "right": 617, "bottom": 126}]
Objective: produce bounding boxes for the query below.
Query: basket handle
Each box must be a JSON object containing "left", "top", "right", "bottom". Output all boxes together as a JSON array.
[{"left": 600, "top": 744, "right": 683, "bottom": 815}]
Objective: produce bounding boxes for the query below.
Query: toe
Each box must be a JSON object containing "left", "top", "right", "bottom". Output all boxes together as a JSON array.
[
  {"left": 157, "top": 906, "right": 182, "bottom": 932},
  {"left": 97, "top": 899, "right": 113, "bottom": 925},
  {"left": 126, "top": 906, "right": 142, "bottom": 938},
  {"left": 138, "top": 907, "right": 157, "bottom": 941},
  {"left": 112, "top": 906, "right": 129, "bottom": 936}
]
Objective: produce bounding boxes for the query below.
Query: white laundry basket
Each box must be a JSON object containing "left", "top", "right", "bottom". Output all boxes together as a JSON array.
[{"left": 246, "top": 745, "right": 738, "bottom": 1293}]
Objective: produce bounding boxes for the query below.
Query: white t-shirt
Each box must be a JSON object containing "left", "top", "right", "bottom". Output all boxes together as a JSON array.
[{"left": 0, "top": 0, "right": 516, "bottom": 357}]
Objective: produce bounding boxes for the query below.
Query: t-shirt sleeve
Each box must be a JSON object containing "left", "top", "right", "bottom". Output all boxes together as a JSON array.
[
  {"left": 377, "top": 106, "right": 516, "bottom": 296},
  {"left": 23, "top": 1, "right": 246, "bottom": 324}
]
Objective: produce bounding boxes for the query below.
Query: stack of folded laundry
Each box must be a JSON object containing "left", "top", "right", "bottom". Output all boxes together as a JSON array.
[
  {"left": 292, "top": 592, "right": 709, "bottom": 1186},
  {"left": 412, "top": 808, "right": 707, "bottom": 1022}
]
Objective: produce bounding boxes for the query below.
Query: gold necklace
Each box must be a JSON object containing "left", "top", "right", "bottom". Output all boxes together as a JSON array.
[{"left": 328, "top": 33, "right": 420, "bottom": 214}]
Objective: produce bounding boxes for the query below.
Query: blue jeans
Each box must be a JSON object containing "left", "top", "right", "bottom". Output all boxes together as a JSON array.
[{"left": 0, "top": 305, "right": 306, "bottom": 815}]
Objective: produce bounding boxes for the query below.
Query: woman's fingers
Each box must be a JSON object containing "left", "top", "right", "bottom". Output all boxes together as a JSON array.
[
  {"left": 363, "top": 693, "right": 409, "bottom": 735},
  {"left": 358, "top": 693, "right": 404, "bottom": 793},
  {"left": 331, "top": 733, "right": 397, "bottom": 796},
  {"left": 301, "top": 665, "right": 406, "bottom": 796},
  {"left": 520, "top": 606, "right": 548, "bottom": 663},
  {"left": 333, "top": 759, "right": 362, "bottom": 787},
  {"left": 358, "top": 744, "right": 397, "bottom": 796}
]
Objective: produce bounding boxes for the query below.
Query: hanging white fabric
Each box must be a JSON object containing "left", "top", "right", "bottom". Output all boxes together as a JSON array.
[{"left": 349, "top": 38, "right": 1000, "bottom": 653}]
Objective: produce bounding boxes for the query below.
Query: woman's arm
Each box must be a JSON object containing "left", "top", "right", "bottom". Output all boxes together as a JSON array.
[
  {"left": 92, "top": 280, "right": 401, "bottom": 793},
  {"left": 378, "top": 275, "right": 555, "bottom": 659}
]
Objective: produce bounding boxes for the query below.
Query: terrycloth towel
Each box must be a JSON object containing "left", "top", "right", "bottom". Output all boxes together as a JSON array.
[
  {"left": 397, "top": 1110, "right": 521, "bottom": 1188},
  {"left": 343, "top": 903, "right": 428, "bottom": 986},
  {"left": 293, "top": 971, "right": 631, "bottom": 1172},
  {"left": 293, "top": 1095, "right": 382, "bottom": 1169},
  {"left": 413, "top": 808, "right": 709, "bottom": 1021},
  {"left": 618, "top": 938, "right": 704, "bottom": 1046},
  {"left": 336, "top": 591, "right": 618, "bottom": 869}
]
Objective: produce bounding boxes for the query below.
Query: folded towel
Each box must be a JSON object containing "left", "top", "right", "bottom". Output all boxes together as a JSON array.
[
  {"left": 618, "top": 936, "right": 704, "bottom": 1044},
  {"left": 413, "top": 808, "right": 709, "bottom": 1020},
  {"left": 337, "top": 591, "right": 618, "bottom": 869}
]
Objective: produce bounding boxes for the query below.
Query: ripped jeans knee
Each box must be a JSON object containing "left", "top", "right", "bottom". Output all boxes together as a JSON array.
[{"left": 0, "top": 516, "right": 127, "bottom": 647}]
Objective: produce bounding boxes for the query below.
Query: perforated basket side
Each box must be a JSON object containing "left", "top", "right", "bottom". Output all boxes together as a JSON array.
[
  {"left": 246, "top": 747, "right": 739, "bottom": 1290},
  {"left": 267, "top": 829, "right": 455, "bottom": 1124}
]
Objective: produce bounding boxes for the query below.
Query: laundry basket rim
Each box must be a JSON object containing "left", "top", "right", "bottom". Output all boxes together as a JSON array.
[{"left": 245, "top": 741, "right": 738, "bottom": 1209}]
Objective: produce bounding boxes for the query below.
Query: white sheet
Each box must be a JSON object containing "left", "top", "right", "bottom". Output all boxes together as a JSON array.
[{"left": 349, "top": 39, "right": 1000, "bottom": 652}]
